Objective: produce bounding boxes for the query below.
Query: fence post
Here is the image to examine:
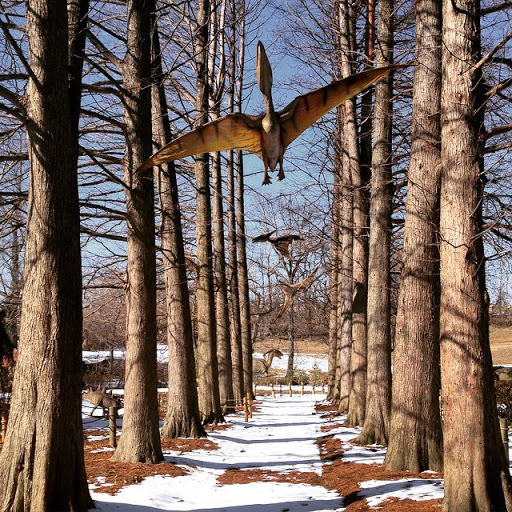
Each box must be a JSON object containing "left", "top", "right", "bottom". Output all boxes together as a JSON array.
[
  {"left": 271, "top": 383, "right": 275, "bottom": 399},
  {"left": 301, "top": 382, "right": 304, "bottom": 396},
  {"left": 244, "top": 397, "right": 249, "bottom": 422},
  {"left": 247, "top": 392, "right": 253, "bottom": 419},
  {"left": 289, "top": 382, "right": 292, "bottom": 397},
  {"left": 500, "top": 416, "right": 509, "bottom": 464},
  {"left": 109, "top": 406, "right": 117, "bottom": 448}
]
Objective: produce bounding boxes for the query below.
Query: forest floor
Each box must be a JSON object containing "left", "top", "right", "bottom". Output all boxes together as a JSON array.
[{"left": 84, "top": 394, "right": 444, "bottom": 511}]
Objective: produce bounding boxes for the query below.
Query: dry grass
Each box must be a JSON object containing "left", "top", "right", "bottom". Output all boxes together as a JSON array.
[
  {"left": 253, "top": 337, "right": 328, "bottom": 356},
  {"left": 490, "top": 325, "right": 512, "bottom": 365},
  {"left": 256, "top": 329, "right": 512, "bottom": 366}
]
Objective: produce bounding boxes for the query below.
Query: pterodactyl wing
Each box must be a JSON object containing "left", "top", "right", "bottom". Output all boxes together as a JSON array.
[
  {"left": 279, "top": 66, "right": 401, "bottom": 149},
  {"left": 276, "top": 285, "right": 295, "bottom": 319},
  {"left": 138, "top": 113, "right": 263, "bottom": 172},
  {"left": 276, "top": 266, "right": 319, "bottom": 318},
  {"left": 252, "top": 230, "right": 277, "bottom": 243}
]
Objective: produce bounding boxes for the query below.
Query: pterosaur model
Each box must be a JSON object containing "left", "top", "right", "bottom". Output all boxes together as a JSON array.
[
  {"left": 138, "top": 42, "right": 402, "bottom": 184},
  {"left": 252, "top": 230, "right": 303, "bottom": 260},
  {"left": 277, "top": 266, "right": 319, "bottom": 318}
]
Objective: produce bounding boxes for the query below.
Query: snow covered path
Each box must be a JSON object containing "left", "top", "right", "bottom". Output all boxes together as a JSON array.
[{"left": 90, "top": 394, "right": 344, "bottom": 511}]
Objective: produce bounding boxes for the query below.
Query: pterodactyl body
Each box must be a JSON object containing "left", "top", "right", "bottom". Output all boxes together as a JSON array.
[
  {"left": 277, "top": 266, "right": 319, "bottom": 318},
  {"left": 252, "top": 231, "right": 303, "bottom": 260},
  {"left": 138, "top": 42, "right": 403, "bottom": 184}
]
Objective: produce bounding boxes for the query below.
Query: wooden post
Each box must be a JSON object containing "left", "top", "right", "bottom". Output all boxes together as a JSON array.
[
  {"left": 109, "top": 406, "right": 117, "bottom": 448},
  {"left": 279, "top": 383, "right": 282, "bottom": 396},
  {"left": 312, "top": 384, "right": 316, "bottom": 394},
  {"left": 247, "top": 392, "right": 253, "bottom": 419},
  {"left": 301, "top": 382, "right": 304, "bottom": 396},
  {"left": 289, "top": 382, "right": 292, "bottom": 397},
  {"left": 500, "top": 416, "right": 509, "bottom": 464},
  {"left": 271, "top": 383, "right": 275, "bottom": 399},
  {"left": 1, "top": 403, "right": 8, "bottom": 443},
  {"left": 243, "top": 397, "right": 249, "bottom": 422}
]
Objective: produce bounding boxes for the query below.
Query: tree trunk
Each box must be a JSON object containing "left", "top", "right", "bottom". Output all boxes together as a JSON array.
[
  {"left": 227, "top": 147, "right": 244, "bottom": 405},
  {"left": 440, "top": 0, "right": 512, "bottom": 508},
  {"left": 337, "top": 0, "right": 367, "bottom": 422},
  {"left": 327, "top": 171, "right": 341, "bottom": 401},
  {"left": 384, "top": 0, "right": 443, "bottom": 470},
  {"left": 150, "top": 15, "right": 205, "bottom": 440},
  {"left": 356, "top": 0, "right": 394, "bottom": 445},
  {"left": 236, "top": 149, "right": 254, "bottom": 398},
  {"left": 337, "top": 150, "right": 353, "bottom": 412},
  {"left": 194, "top": 0, "right": 223, "bottom": 423},
  {"left": 212, "top": 151, "right": 235, "bottom": 413},
  {"left": 226, "top": 0, "right": 244, "bottom": 405},
  {"left": 286, "top": 303, "right": 295, "bottom": 379},
  {"left": 113, "top": 0, "right": 163, "bottom": 463},
  {"left": 0, "top": 0, "right": 93, "bottom": 509}
]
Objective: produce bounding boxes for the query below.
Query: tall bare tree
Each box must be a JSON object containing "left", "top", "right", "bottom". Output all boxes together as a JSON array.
[
  {"left": 440, "top": 0, "right": 512, "bottom": 507},
  {"left": 112, "top": 0, "right": 163, "bottom": 463},
  {"left": 0, "top": 0, "right": 93, "bottom": 508},
  {"left": 233, "top": 9, "right": 253, "bottom": 398},
  {"left": 151, "top": 14, "right": 205, "bottom": 439},
  {"left": 208, "top": 1, "right": 235, "bottom": 413},
  {"left": 385, "top": 0, "right": 443, "bottom": 470},
  {"left": 225, "top": 0, "right": 245, "bottom": 407},
  {"left": 356, "top": 0, "right": 394, "bottom": 445},
  {"left": 194, "top": 0, "right": 224, "bottom": 423},
  {"left": 336, "top": 0, "right": 366, "bottom": 420}
]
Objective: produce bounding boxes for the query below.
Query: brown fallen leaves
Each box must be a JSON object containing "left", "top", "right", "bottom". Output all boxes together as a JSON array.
[{"left": 84, "top": 405, "right": 443, "bottom": 511}]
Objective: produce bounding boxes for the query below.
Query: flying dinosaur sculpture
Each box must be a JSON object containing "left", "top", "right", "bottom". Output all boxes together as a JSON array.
[
  {"left": 138, "top": 42, "right": 402, "bottom": 185},
  {"left": 277, "top": 266, "right": 319, "bottom": 318},
  {"left": 254, "top": 349, "right": 284, "bottom": 376},
  {"left": 252, "top": 230, "right": 303, "bottom": 260}
]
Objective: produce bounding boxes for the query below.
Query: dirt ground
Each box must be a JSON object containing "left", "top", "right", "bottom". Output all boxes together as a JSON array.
[{"left": 85, "top": 403, "right": 443, "bottom": 511}]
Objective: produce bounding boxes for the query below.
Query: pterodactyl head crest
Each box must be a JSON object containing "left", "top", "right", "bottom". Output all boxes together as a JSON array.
[{"left": 256, "top": 42, "right": 273, "bottom": 99}]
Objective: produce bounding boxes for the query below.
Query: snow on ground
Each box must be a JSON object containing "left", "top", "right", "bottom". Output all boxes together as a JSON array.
[
  {"left": 83, "top": 347, "right": 328, "bottom": 373},
  {"left": 253, "top": 352, "right": 328, "bottom": 373},
  {"left": 86, "top": 394, "right": 444, "bottom": 511}
]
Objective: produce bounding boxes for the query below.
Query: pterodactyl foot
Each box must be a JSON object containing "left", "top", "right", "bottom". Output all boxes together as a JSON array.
[{"left": 262, "top": 170, "right": 272, "bottom": 185}]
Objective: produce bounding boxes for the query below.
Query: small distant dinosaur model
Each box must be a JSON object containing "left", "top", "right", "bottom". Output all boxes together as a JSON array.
[
  {"left": 252, "top": 230, "right": 303, "bottom": 260},
  {"left": 255, "top": 348, "right": 284, "bottom": 376},
  {"left": 83, "top": 387, "right": 119, "bottom": 416},
  {"left": 138, "top": 42, "right": 403, "bottom": 185},
  {"left": 277, "top": 266, "right": 319, "bottom": 318}
]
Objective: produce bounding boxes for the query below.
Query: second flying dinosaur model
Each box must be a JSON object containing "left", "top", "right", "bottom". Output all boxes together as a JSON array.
[{"left": 138, "top": 42, "right": 402, "bottom": 184}]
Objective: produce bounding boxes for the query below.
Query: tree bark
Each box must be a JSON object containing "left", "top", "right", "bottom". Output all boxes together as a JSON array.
[
  {"left": 150, "top": 14, "right": 205, "bottom": 440},
  {"left": 113, "top": 0, "right": 163, "bottom": 463},
  {"left": 212, "top": 150, "right": 235, "bottom": 413},
  {"left": 233, "top": 13, "right": 252, "bottom": 398},
  {"left": 327, "top": 169, "right": 341, "bottom": 401},
  {"left": 0, "top": 0, "right": 93, "bottom": 509},
  {"left": 356, "top": 0, "right": 394, "bottom": 445},
  {"left": 440, "top": 0, "right": 512, "bottom": 507},
  {"left": 194, "top": 0, "right": 224, "bottom": 423},
  {"left": 226, "top": 0, "right": 244, "bottom": 406},
  {"left": 227, "top": 146, "right": 244, "bottom": 405},
  {"left": 236, "top": 149, "right": 254, "bottom": 398},
  {"left": 337, "top": 0, "right": 367, "bottom": 422},
  {"left": 385, "top": 0, "right": 443, "bottom": 470}
]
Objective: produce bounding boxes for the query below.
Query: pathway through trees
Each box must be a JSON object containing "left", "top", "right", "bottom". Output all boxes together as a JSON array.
[{"left": 86, "top": 393, "right": 444, "bottom": 511}]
